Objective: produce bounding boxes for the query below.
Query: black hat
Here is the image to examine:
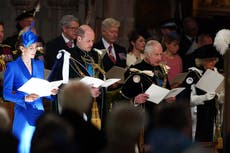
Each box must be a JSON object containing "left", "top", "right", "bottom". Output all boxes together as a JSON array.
[
  {"left": 120, "top": 73, "right": 153, "bottom": 99},
  {"left": 160, "top": 19, "right": 177, "bottom": 29},
  {"left": 195, "top": 44, "right": 220, "bottom": 59},
  {"left": 16, "top": 9, "right": 34, "bottom": 21}
]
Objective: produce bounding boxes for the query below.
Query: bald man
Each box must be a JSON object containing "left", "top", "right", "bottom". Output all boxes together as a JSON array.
[
  {"left": 66, "top": 25, "right": 102, "bottom": 78},
  {"left": 66, "top": 25, "right": 107, "bottom": 131}
]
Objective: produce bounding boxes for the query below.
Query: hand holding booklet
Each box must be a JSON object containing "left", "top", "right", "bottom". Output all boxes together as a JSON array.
[
  {"left": 145, "top": 84, "right": 185, "bottom": 104},
  {"left": 80, "top": 76, "right": 120, "bottom": 88},
  {"left": 195, "top": 69, "right": 224, "bottom": 93},
  {"left": 18, "top": 78, "right": 63, "bottom": 97}
]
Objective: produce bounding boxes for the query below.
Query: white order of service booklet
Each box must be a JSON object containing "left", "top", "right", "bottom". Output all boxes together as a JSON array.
[
  {"left": 195, "top": 69, "right": 224, "bottom": 93},
  {"left": 80, "top": 76, "right": 120, "bottom": 88},
  {"left": 18, "top": 78, "right": 63, "bottom": 97},
  {"left": 145, "top": 84, "right": 185, "bottom": 104}
]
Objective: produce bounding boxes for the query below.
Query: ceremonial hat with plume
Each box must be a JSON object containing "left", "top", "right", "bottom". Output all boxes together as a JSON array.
[{"left": 214, "top": 29, "right": 230, "bottom": 55}]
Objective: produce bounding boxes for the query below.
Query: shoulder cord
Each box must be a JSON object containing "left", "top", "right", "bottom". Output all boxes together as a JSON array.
[
  {"left": 159, "top": 64, "right": 168, "bottom": 88},
  {"left": 70, "top": 57, "right": 86, "bottom": 77}
]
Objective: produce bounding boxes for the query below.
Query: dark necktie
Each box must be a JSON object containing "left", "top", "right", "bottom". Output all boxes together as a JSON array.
[
  {"left": 108, "top": 45, "right": 116, "bottom": 63},
  {"left": 66, "top": 41, "right": 73, "bottom": 48}
]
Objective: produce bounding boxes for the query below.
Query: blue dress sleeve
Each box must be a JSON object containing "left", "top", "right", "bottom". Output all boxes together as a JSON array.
[{"left": 3, "top": 62, "right": 26, "bottom": 108}]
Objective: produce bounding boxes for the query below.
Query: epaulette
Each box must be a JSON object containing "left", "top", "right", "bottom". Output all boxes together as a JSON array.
[{"left": 159, "top": 63, "right": 170, "bottom": 74}]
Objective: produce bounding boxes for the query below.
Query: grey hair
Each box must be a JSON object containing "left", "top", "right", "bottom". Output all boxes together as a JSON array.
[
  {"left": 59, "top": 15, "right": 79, "bottom": 28},
  {"left": 101, "top": 18, "right": 120, "bottom": 31},
  {"left": 144, "top": 40, "right": 162, "bottom": 54}
]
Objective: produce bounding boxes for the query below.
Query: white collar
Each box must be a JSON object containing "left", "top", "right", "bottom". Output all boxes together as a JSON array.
[
  {"left": 188, "top": 67, "right": 203, "bottom": 76},
  {"left": 62, "top": 33, "right": 72, "bottom": 43},
  {"left": 102, "top": 37, "right": 112, "bottom": 49},
  {"left": 188, "top": 67, "right": 218, "bottom": 75}
]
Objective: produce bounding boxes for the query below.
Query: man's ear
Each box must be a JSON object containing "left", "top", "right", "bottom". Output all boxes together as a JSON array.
[{"left": 77, "top": 36, "right": 81, "bottom": 42}]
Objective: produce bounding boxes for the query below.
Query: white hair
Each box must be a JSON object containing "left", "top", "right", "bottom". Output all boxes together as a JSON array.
[{"left": 144, "top": 40, "right": 162, "bottom": 54}]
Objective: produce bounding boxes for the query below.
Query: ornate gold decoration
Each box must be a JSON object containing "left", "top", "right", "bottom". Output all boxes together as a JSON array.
[{"left": 70, "top": 52, "right": 104, "bottom": 130}]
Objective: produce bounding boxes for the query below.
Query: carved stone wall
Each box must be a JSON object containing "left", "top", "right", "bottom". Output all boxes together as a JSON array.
[{"left": 1, "top": 0, "right": 135, "bottom": 48}]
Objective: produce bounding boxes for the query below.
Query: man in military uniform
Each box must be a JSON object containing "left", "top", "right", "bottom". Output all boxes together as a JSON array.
[
  {"left": 0, "top": 22, "right": 13, "bottom": 69},
  {"left": 121, "top": 40, "right": 175, "bottom": 130},
  {"left": 3, "top": 10, "right": 34, "bottom": 52},
  {"left": 0, "top": 22, "right": 13, "bottom": 101},
  {"left": 3, "top": 10, "right": 44, "bottom": 60},
  {"left": 48, "top": 25, "right": 106, "bottom": 130}
]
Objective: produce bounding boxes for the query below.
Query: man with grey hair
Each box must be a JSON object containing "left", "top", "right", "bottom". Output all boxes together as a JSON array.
[
  {"left": 121, "top": 40, "right": 175, "bottom": 136},
  {"left": 45, "top": 14, "right": 79, "bottom": 70},
  {"left": 94, "top": 17, "right": 126, "bottom": 72}
]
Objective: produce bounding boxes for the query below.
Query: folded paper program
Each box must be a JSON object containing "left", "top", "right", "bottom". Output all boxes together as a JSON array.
[{"left": 18, "top": 78, "right": 63, "bottom": 97}]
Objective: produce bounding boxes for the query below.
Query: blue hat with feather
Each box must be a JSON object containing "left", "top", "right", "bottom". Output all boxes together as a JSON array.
[{"left": 21, "top": 22, "right": 38, "bottom": 47}]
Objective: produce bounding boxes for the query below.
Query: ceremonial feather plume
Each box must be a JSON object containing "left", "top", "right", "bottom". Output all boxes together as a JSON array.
[{"left": 214, "top": 29, "right": 230, "bottom": 55}]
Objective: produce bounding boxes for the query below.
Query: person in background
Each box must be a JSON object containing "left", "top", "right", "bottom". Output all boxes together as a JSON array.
[
  {"left": 30, "top": 112, "right": 77, "bottom": 153},
  {"left": 93, "top": 18, "right": 127, "bottom": 118},
  {"left": 94, "top": 17, "right": 126, "bottom": 72},
  {"left": 102, "top": 103, "right": 146, "bottom": 153},
  {"left": 3, "top": 27, "right": 58, "bottom": 153},
  {"left": 183, "top": 33, "right": 214, "bottom": 72},
  {"left": 0, "top": 106, "right": 11, "bottom": 131},
  {"left": 126, "top": 30, "right": 146, "bottom": 67},
  {"left": 193, "top": 33, "right": 224, "bottom": 73},
  {"left": 178, "top": 17, "right": 199, "bottom": 72},
  {"left": 0, "top": 21, "right": 13, "bottom": 69},
  {"left": 0, "top": 22, "right": 4, "bottom": 44},
  {"left": 45, "top": 15, "right": 79, "bottom": 70},
  {"left": 0, "top": 22, "right": 14, "bottom": 101},
  {"left": 161, "top": 31, "right": 182, "bottom": 86},
  {"left": 159, "top": 19, "right": 178, "bottom": 50},
  {"left": 60, "top": 79, "right": 106, "bottom": 153},
  {"left": 3, "top": 9, "right": 34, "bottom": 51},
  {"left": 146, "top": 103, "right": 203, "bottom": 153}
]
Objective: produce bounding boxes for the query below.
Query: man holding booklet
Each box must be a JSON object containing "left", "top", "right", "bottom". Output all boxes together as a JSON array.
[
  {"left": 120, "top": 40, "right": 177, "bottom": 150},
  {"left": 49, "top": 25, "right": 110, "bottom": 130},
  {"left": 179, "top": 44, "right": 224, "bottom": 143}
]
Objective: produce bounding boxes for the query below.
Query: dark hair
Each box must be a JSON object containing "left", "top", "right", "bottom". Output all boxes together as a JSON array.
[
  {"left": 128, "top": 29, "right": 148, "bottom": 52},
  {"left": 155, "top": 103, "right": 191, "bottom": 131},
  {"left": 0, "top": 21, "right": 4, "bottom": 27},
  {"left": 162, "top": 31, "right": 180, "bottom": 46}
]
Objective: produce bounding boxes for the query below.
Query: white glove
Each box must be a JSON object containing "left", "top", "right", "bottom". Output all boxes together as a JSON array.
[
  {"left": 190, "top": 84, "right": 216, "bottom": 106},
  {"left": 204, "top": 92, "right": 216, "bottom": 101},
  {"left": 217, "top": 91, "right": 225, "bottom": 104}
]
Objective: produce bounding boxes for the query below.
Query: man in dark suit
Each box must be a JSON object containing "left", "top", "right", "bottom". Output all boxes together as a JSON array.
[
  {"left": 93, "top": 17, "right": 127, "bottom": 72},
  {"left": 44, "top": 15, "right": 79, "bottom": 70},
  {"left": 93, "top": 18, "right": 127, "bottom": 112},
  {"left": 178, "top": 17, "right": 199, "bottom": 72}
]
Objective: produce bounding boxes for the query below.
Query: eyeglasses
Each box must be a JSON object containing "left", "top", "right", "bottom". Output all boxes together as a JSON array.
[{"left": 66, "top": 26, "right": 78, "bottom": 31}]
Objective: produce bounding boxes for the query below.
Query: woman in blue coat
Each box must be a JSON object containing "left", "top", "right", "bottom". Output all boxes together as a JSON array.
[{"left": 3, "top": 27, "right": 57, "bottom": 153}]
